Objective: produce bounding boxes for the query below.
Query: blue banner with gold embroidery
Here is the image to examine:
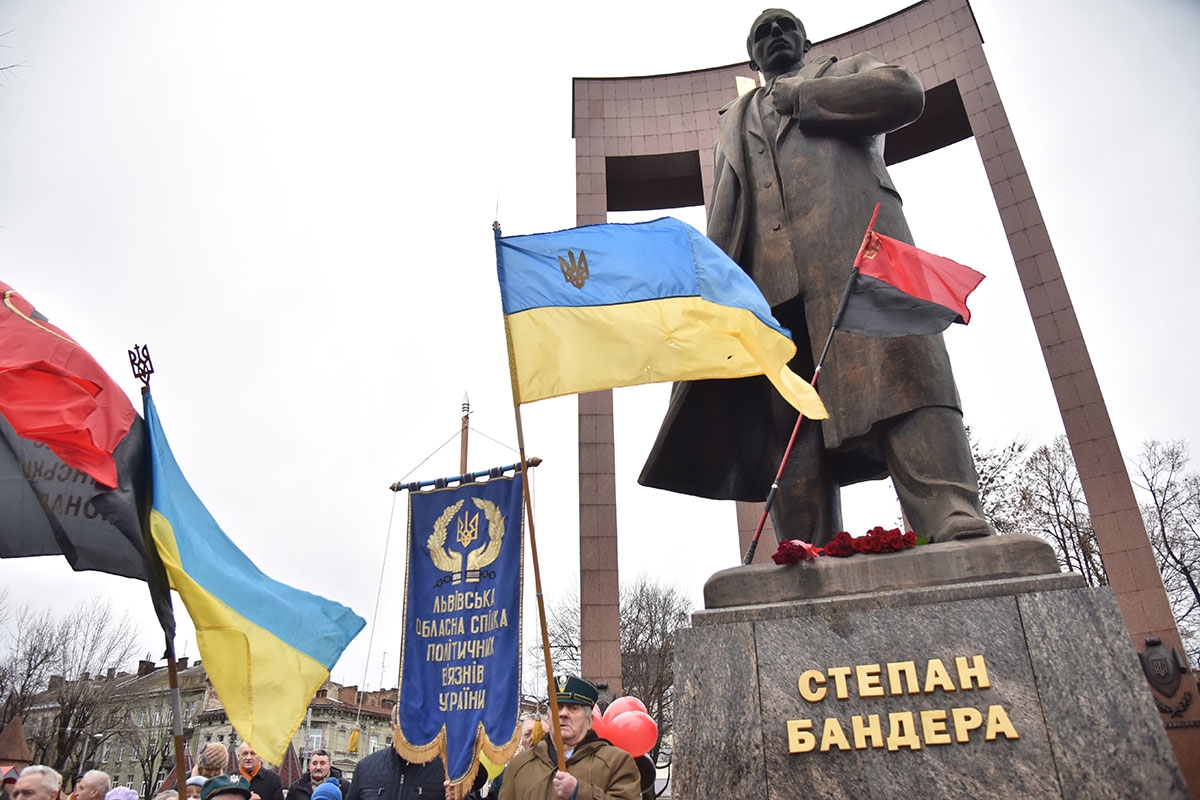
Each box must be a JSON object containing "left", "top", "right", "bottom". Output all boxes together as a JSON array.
[{"left": 395, "top": 470, "right": 524, "bottom": 791}]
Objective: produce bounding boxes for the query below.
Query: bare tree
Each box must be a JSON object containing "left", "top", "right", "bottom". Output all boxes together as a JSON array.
[
  {"left": 618, "top": 576, "right": 691, "bottom": 760},
  {"left": 0, "top": 589, "right": 11, "bottom": 718},
  {"left": 1133, "top": 440, "right": 1200, "bottom": 664},
  {"left": 125, "top": 709, "right": 174, "bottom": 799},
  {"left": 869, "top": 426, "right": 1200, "bottom": 662},
  {"left": 967, "top": 428, "right": 1028, "bottom": 534},
  {"left": 46, "top": 603, "right": 141, "bottom": 773},
  {"left": 534, "top": 578, "right": 691, "bottom": 759},
  {"left": 524, "top": 590, "right": 582, "bottom": 700},
  {"left": 1017, "top": 436, "right": 1107, "bottom": 587},
  {"left": 1, "top": 600, "right": 143, "bottom": 772},
  {"left": 0, "top": 603, "right": 57, "bottom": 725},
  {"left": 0, "top": 30, "right": 27, "bottom": 82}
]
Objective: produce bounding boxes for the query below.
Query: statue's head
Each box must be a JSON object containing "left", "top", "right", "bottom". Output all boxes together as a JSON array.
[{"left": 747, "top": 8, "right": 811, "bottom": 78}]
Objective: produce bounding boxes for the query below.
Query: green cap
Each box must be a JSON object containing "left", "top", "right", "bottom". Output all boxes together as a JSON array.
[
  {"left": 200, "top": 775, "right": 251, "bottom": 800},
  {"left": 555, "top": 675, "right": 598, "bottom": 707}
]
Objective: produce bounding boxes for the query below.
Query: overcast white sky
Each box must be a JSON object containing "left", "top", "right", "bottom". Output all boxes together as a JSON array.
[{"left": 2, "top": 0, "right": 1198, "bottom": 698}]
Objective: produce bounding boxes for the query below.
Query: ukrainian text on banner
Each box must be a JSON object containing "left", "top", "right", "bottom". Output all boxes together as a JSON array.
[{"left": 396, "top": 471, "right": 524, "bottom": 790}]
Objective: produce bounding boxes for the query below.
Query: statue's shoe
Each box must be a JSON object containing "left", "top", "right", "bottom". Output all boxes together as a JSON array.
[{"left": 932, "top": 516, "right": 994, "bottom": 543}]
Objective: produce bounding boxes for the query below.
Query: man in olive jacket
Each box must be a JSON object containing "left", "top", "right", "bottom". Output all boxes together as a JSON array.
[
  {"left": 498, "top": 677, "right": 639, "bottom": 800},
  {"left": 641, "top": 8, "right": 992, "bottom": 546}
]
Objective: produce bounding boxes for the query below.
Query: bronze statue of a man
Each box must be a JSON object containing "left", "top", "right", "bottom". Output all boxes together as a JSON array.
[{"left": 640, "top": 8, "right": 993, "bottom": 546}]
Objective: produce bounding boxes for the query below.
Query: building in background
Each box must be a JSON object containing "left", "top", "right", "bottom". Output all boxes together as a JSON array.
[
  {"left": 87, "top": 658, "right": 215, "bottom": 795},
  {"left": 9, "top": 659, "right": 395, "bottom": 797},
  {"left": 193, "top": 684, "right": 393, "bottom": 780}
]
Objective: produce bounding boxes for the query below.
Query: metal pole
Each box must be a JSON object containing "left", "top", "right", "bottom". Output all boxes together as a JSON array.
[
  {"left": 78, "top": 733, "right": 98, "bottom": 776},
  {"left": 742, "top": 204, "right": 882, "bottom": 564}
]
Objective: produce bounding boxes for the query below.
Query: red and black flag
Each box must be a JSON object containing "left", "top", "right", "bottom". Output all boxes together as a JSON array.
[
  {"left": 0, "top": 281, "right": 173, "bottom": 637},
  {"left": 836, "top": 214, "right": 985, "bottom": 338},
  {"left": 0, "top": 282, "right": 135, "bottom": 487}
]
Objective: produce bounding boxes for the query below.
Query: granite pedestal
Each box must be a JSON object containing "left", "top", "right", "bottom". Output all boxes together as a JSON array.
[{"left": 672, "top": 535, "right": 1186, "bottom": 798}]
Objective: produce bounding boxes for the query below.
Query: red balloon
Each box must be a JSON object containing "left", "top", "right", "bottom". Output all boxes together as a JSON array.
[
  {"left": 590, "top": 704, "right": 609, "bottom": 739},
  {"left": 604, "top": 695, "right": 648, "bottom": 722},
  {"left": 605, "top": 710, "right": 658, "bottom": 758}
]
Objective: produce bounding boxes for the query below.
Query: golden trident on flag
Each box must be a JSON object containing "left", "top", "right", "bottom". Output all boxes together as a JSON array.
[{"left": 456, "top": 509, "right": 480, "bottom": 549}]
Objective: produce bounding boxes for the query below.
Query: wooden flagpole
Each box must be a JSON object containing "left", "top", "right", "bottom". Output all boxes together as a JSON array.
[
  {"left": 459, "top": 393, "right": 470, "bottom": 476},
  {"left": 512, "top": 405, "right": 568, "bottom": 772},
  {"left": 128, "top": 349, "right": 190, "bottom": 793},
  {"left": 494, "top": 221, "right": 569, "bottom": 772},
  {"left": 742, "top": 203, "right": 882, "bottom": 564},
  {"left": 164, "top": 638, "right": 190, "bottom": 791}
]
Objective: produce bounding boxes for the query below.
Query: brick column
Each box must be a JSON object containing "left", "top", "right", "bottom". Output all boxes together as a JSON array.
[
  {"left": 578, "top": 389, "right": 622, "bottom": 693},
  {"left": 736, "top": 501, "right": 777, "bottom": 565}
]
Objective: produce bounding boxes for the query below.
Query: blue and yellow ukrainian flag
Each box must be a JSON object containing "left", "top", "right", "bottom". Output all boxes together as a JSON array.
[
  {"left": 495, "top": 217, "right": 826, "bottom": 419},
  {"left": 143, "top": 393, "right": 365, "bottom": 765}
]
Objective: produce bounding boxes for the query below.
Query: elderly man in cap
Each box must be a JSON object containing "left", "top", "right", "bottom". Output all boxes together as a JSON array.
[
  {"left": 199, "top": 775, "right": 252, "bottom": 800},
  {"left": 498, "top": 676, "right": 640, "bottom": 800}
]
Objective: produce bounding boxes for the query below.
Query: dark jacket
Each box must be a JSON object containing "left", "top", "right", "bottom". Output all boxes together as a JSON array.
[
  {"left": 345, "top": 747, "right": 483, "bottom": 800},
  {"left": 243, "top": 766, "right": 284, "bottom": 800},
  {"left": 288, "top": 768, "right": 346, "bottom": 800}
]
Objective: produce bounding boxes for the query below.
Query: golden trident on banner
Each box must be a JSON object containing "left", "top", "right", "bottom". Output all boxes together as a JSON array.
[{"left": 456, "top": 509, "right": 479, "bottom": 549}]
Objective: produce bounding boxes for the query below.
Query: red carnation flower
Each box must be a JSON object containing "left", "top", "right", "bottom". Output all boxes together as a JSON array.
[{"left": 771, "top": 539, "right": 821, "bottom": 565}]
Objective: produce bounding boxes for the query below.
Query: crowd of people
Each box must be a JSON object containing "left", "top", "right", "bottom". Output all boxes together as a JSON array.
[
  {"left": 2, "top": 674, "right": 656, "bottom": 800},
  {"left": 3, "top": 740, "right": 331, "bottom": 800}
]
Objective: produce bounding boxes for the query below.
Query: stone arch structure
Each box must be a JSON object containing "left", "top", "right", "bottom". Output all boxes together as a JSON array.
[{"left": 570, "top": 0, "right": 1196, "bottom": 768}]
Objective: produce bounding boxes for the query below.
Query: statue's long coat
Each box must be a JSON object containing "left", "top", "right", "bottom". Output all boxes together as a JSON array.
[{"left": 640, "top": 52, "right": 963, "bottom": 501}]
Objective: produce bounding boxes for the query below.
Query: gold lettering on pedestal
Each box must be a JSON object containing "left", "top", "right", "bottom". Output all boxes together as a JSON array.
[{"left": 786, "top": 654, "right": 1018, "bottom": 755}]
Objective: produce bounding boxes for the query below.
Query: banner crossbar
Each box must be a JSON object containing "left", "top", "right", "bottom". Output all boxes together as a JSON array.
[{"left": 390, "top": 458, "right": 540, "bottom": 493}]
